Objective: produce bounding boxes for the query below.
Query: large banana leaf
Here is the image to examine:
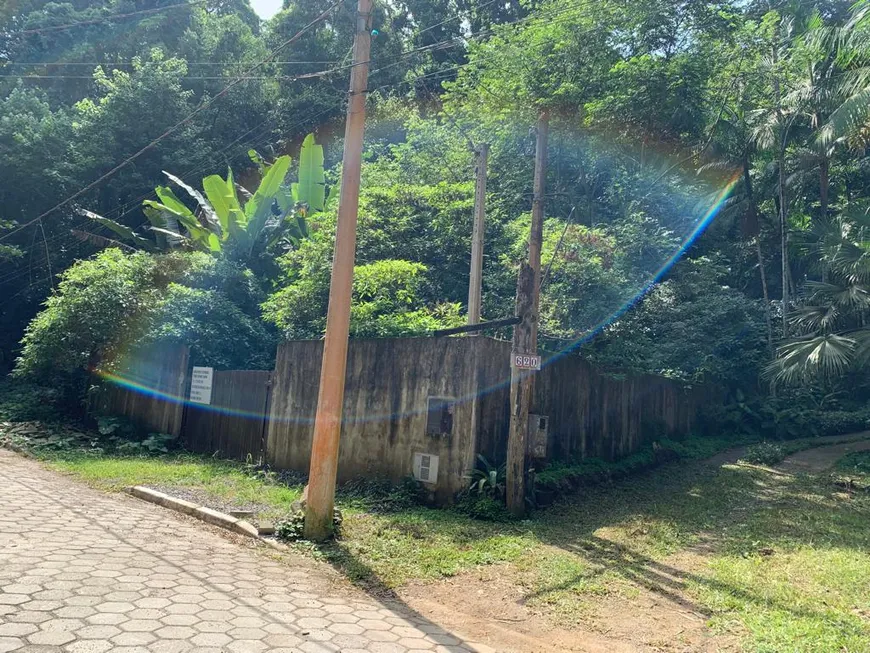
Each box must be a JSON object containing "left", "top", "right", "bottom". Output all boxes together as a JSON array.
[
  {"left": 276, "top": 186, "right": 294, "bottom": 214},
  {"left": 154, "top": 186, "right": 196, "bottom": 220},
  {"left": 163, "top": 171, "right": 219, "bottom": 232},
  {"left": 142, "top": 205, "right": 178, "bottom": 249},
  {"left": 149, "top": 227, "right": 191, "bottom": 246},
  {"left": 141, "top": 205, "right": 167, "bottom": 229},
  {"left": 292, "top": 134, "right": 325, "bottom": 212},
  {"left": 142, "top": 200, "right": 220, "bottom": 253},
  {"left": 245, "top": 155, "right": 291, "bottom": 246},
  {"left": 203, "top": 171, "right": 245, "bottom": 237},
  {"left": 78, "top": 209, "right": 156, "bottom": 252}
]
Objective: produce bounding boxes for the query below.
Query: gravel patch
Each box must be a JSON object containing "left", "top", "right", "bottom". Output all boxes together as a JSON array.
[{"left": 150, "top": 485, "right": 278, "bottom": 523}]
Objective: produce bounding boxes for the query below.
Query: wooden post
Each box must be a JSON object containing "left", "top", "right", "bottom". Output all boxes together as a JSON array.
[
  {"left": 529, "top": 110, "right": 549, "bottom": 346},
  {"left": 303, "top": 0, "right": 372, "bottom": 542},
  {"left": 505, "top": 111, "right": 549, "bottom": 517},
  {"left": 506, "top": 263, "right": 535, "bottom": 516},
  {"left": 467, "top": 143, "right": 489, "bottom": 330}
]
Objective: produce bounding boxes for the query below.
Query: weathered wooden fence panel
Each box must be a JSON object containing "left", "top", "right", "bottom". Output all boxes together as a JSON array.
[
  {"left": 266, "top": 338, "right": 484, "bottom": 501},
  {"left": 183, "top": 370, "right": 271, "bottom": 460},
  {"left": 98, "top": 338, "right": 720, "bottom": 498},
  {"left": 478, "top": 347, "right": 715, "bottom": 464},
  {"left": 99, "top": 345, "right": 190, "bottom": 437}
]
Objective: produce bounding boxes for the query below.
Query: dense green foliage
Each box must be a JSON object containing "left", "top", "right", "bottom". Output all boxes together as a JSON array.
[
  {"left": 5, "top": 0, "right": 870, "bottom": 417},
  {"left": 15, "top": 249, "right": 276, "bottom": 382}
]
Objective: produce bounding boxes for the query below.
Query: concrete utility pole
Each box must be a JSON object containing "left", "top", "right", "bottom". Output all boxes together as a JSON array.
[
  {"left": 505, "top": 110, "right": 549, "bottom": 517},
  {"left": 304, "top": 0, "right": 372, "bottom": 542},
  {"left": 467, "top": 143, "right": 489, "bottom": 330}
]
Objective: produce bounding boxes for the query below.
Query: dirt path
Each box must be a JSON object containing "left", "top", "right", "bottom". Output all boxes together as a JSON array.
[
  {"left": 778, "top": 431, "right": 870, "bottom": 474},
  {"left": 399, "top": 432, "right": 870, "bottom": 653}
]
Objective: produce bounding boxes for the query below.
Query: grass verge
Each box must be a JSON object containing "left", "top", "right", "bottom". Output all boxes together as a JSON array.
[{"left": 5, "top": 423, "right": 870, "bottom": 651}]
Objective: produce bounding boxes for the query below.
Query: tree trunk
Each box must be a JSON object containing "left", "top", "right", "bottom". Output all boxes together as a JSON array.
[
  {"left": 742, "top": 157, "right": 774, "bottom": 354},
  {"left": 757, "top": 238, "right": 774, "bottom": 354},
  {"left": 772, "top": 42, "right": 789, "bottom": 338},
  {"left": 779, "top": 146, "right": 789, "bottom": 338},
  {"left": 819, "top": 154, "right": 829, "bottom": 223}
]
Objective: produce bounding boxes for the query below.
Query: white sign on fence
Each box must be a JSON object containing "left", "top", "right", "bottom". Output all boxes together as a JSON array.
[
  {"left": 189, "top": 366, "right": 214, "bottom": 405},
  {"left": 512, "top": 352, "right": 541, "bottom": 371}
]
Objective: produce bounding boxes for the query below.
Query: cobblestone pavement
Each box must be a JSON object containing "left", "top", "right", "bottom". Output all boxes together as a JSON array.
[{"left": 0, "top": 450, "right": 491, "bottom": 653}]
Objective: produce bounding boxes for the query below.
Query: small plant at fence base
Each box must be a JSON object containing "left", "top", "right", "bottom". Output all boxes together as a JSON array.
[{"left": 454, "top": 455, "right": 515, "bottom": 522}]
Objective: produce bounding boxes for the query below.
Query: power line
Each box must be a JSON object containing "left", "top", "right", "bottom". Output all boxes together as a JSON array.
[
  {"left": 0, "top": 98, "right": 347, "bottom": 275},
  {"left": 17, "top": 1, "right": 209, "bottom": 35},
  {"left": 3, "top": 74, "right": 324, "bottom": 80},
  {"left": 0, "top": 0, "right": 343, "bottom": 245},
  {"left": 1, "top": 60, "right": 339, "bottom": 66},
  {"left": 414, "top": 0, "right": 502, "bottom": 37},
  {"left": 0, "top": 0, "right": 602, "bottom": 260}
]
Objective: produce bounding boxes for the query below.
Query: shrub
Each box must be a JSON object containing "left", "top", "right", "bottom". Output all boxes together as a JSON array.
[
  {"left": 533, "top": 435, "right": 758, "bottom": 501},
  {"left": 145, "top": 283, "right": 276, "bottom": 370},
  {"left": 337, "top": 476, "right": 425, "bottom": 512},
  {"left": 835, "top": 451, "right": 870, "bottom": 476},
  {"left": 96, "top": 416, "right": 180, "bottom": 454},
  {"left": 263, "top": 257, "right": 464, "bottom": 339},
  {"left": 0, "top": 381, "right": 67, "bottom": 422},
  {"left": 453, "top": 494, "right": 515, "bottom": 522},
  {"left": 14, "top": 249, "right": 277, "bottom": 394},
  {"left": 740, "top": 441, "right": 786, "bottom": 466},
  {"left": 15, "top": 249, "right": 157, "bottom": 380},
  {"left": 816, "top": 410, "right": 870, "bottom": 437}
]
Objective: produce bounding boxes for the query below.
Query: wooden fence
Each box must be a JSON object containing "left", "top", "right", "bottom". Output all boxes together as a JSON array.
[
  {"left": 265, "top": 338, "right": 484, "bottom": 501},
  {"left": 100, "top": 346, "right": 271, "bottom": 460},
  {"left": 97, "top": 345, "right": 189, "bottom": 437},
  {"left": 99, "top": 337, "right": 720, "bottom": 500},
  {"left": 183, "top": 370, "right": 271, "bottom": 461},
  {"left": 472, "top": 340, "right": 717, "bottom": 464}
]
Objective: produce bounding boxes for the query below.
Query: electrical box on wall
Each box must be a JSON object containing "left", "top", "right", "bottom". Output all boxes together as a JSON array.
[
  {"left": 528, "top": 414, "right": 549, "bottom": 459},
  {"left": 425, "top": 397, "right": 454, "bottom": 438},
  {"left": 413, "top": 452, "right": 439, "bottom": 484}
]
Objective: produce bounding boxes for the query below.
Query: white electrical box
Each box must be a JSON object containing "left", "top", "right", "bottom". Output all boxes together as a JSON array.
[
  {"left": 413, "top": 452, "right": 439, "bottom": 484},
  {"left": 528, "top": 414, "right": 549, "bottom": 459}
]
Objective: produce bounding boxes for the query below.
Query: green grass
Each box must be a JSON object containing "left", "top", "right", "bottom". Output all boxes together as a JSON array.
[
  {"left": 835, "top": 450, "right": 870, "bottom": 477},
  {"left": 47, "top": 454, "right": 303, "bottom": 519},
  {"left": 21, "top": 436, "right": 870, "bottom": 651},
  {"left": 694, "top": 469, "right": 870, "bottom": 652}
]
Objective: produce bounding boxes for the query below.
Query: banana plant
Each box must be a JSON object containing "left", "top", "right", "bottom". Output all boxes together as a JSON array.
[{"left": 80, "top": 133, "right": 328, "bottom": 258}]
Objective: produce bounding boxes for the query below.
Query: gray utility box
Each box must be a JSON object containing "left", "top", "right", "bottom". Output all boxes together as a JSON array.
[{"left": 528, "top": 414, "right": 549, "bottom": 459}]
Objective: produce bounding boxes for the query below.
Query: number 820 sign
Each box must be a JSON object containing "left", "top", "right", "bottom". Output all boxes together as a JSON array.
[{"left": 512, "top": 352, "right": 541, "bottom": 370}]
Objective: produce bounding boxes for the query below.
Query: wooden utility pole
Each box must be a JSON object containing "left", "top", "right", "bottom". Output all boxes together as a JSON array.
[
  {"left": 506, "top": 263, "right": 535, "bottom": 515},
  {"left": 467, "top": 143, "right": 489, "bottom": 330},
  {"left": 529, "top": 110, "right": 549, "bottom": 345},
  {"left": 303, "top": 0, "right": 372, "bottom": 542},
  {"left": 505, "top": 111, "right": 549, "bottom": 517}
]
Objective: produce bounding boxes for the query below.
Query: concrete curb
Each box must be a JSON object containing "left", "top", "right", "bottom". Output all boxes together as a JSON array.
[{"left": 128, "top": 485, "right": 262, "bottom": 541}]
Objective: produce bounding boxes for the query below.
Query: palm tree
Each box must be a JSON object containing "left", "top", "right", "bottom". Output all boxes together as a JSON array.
[
  {"left": 704, "top": 101, "right": 776, "bottom": 353},
  {"left": 814, "top": 1, "right": 870, "bottom": 149},
  {"left": 766, "top": 201, "right": 870, "bottom": 384},
  {"left": 751, "top": 16, "right": 799, "bottom": 338}
]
